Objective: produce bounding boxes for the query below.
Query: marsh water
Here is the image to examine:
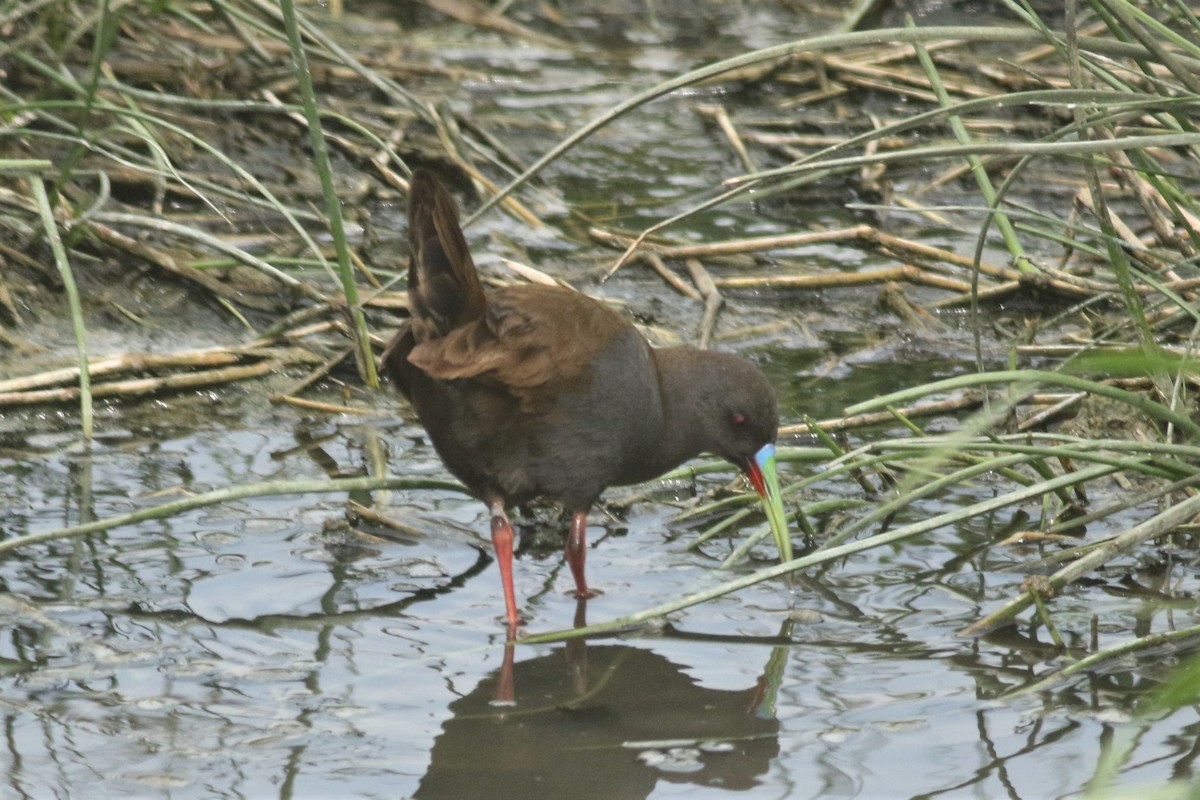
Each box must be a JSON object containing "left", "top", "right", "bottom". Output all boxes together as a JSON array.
[{"left": 3, "top": 2, "right": 1200, "bottom": 799}]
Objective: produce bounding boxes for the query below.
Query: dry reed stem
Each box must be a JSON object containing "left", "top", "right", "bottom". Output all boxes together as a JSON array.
[
  {"left": 1016, "top": 392, "right": 1087, "bottom": 431},
  {"left": 614, "top": 227, "right": 866, "bottom": 259},
  {"left": 87, "top": 221, "right": 285, "bottom": 311},
  {"left": 743, "top": 131, "right": 889, "bottom": 149},
  {"left": 418, "top": 0, "right": 567, "bottom": 47},
  {"left": 346, "top": 501, "right": 434, "bottom": 538},
  {"left": 780, "top": 392, "right": 986, "bottom": 435},
  {"left": 1015, "top": 20, "right": 1112, "bottom": 64},
  {"left": 684, "top": 258, "right": 723, "bottom": 349},
  {"left": 0, "top": 360, "right": 285, "bottom": 406},
  {"left": 0, "top": 280, "right": 20, "bottom": 325},
  {"left": 928, "top": 281, "right": 1022, "bottom": 307},
  {"left": 637, "top": 252, "right": 703, "bottom": 300},
  {"left": 0, "top": 240, "right": 55, "bottom": 288},
  {"left": 0, "top": 348, "right": 247, "bottom": 393},
  {"left": 877, "top": 282, "right": 938, "bottom": 328},
  {"left": 867, "top": 229, "right": 1020, "bottom": 282},
  {"left": 695, "top": 104, "right": 757, "bottom": 172},
  {"left": 913, "top": 153, "right": 1021, "bottom": 196},
  {"left": 788, "top": 372, "right": 1200, "bottom": 437},
  {"left": 1109, "top": 150, "right": 1195, "bottom": 258},
  {"left": 590, "top": 224, "right": 1066, "bottom": 298},
  {"left": 500, "top": 258, "right": 564, "bottom": 287},
  {"left": 715, "top": 263, "right": 973, "bottom": 293},
  {"left": 272, "top": 347, "right": 355, "bottom": 398},
  {"left": 271, "top": 394, "right": 386, "bottom": 415}
]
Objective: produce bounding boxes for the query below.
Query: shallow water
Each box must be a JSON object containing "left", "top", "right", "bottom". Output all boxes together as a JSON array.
[
  {"left": 3, "top": 411, "right": 1196, "bottom": 799},
  {"left": 3, "top": 2, "right": 1200, "bottom": 798}
]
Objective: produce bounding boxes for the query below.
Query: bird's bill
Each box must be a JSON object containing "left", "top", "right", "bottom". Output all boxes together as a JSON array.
[{"left": 744, "top": 443, "right": 792, "bottom": 563}]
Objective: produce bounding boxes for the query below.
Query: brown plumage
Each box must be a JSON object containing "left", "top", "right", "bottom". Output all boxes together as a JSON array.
[{"left": 382, "top": 170, "right": 790, "bottom": 628}]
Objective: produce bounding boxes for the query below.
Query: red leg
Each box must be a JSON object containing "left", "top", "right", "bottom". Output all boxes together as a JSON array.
[
  {"left": 565, "top": 511, "right": 595, "bottom": 599},
  {"left": 489, "top": 499, "right": 520, "bottom": 627}
]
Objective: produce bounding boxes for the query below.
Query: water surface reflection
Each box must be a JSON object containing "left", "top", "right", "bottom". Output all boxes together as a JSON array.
[{"left": 417, "top": 639, "right": 782, "bottom": 798}]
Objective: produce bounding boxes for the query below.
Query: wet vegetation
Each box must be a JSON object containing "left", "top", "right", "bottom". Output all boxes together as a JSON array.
[{"left": 3, "top": 0, "right": 1200, "bottom": 796}]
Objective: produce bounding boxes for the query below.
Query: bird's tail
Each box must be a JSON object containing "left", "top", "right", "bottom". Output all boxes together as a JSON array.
[{"left": 405, "top": 170, "right": 487, "bottom": 338}]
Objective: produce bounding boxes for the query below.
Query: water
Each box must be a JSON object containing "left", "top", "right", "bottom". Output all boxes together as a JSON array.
[
  {"left": 3, "top": 408, "right": 1196, "bottom": 798},
  {"left": 3, "top": 1, "right": 1199, "bottom": 798}
]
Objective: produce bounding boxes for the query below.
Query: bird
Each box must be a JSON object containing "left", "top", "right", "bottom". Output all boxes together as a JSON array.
[{"left": 381, "top": 170, "right": 791, "bottom": 628}]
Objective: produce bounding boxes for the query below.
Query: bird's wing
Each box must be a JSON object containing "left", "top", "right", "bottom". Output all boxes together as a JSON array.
[{"left": 407, "top": 284, "right": 626, "bottom": 391}]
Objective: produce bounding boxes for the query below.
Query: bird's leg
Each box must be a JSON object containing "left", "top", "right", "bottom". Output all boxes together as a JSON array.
[
  {"left": 488, "top": 498, "right": 520, "bottom": 627},
  {"left": 565, "top": 511, "right": 594, "bottom": 599}
]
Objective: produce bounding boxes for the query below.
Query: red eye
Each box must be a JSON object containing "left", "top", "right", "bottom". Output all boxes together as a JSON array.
[{"left": 731, "top": 413, "right": 747, "bottom": 430}]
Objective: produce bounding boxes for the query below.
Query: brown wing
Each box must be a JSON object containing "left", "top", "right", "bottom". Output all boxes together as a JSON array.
[{"left": 407, "top": 284, "right": 630, "bottom": 392}]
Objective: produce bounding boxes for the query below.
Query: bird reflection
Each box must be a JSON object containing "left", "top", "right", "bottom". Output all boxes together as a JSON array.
[{"left": 416, "top": 606, "right": 781, "bottom": 799}]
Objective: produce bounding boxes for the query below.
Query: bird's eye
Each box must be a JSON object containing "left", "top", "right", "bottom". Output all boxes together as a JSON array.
[{"left": 730, "top": 412, "right": 747, "bottom": 430}]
